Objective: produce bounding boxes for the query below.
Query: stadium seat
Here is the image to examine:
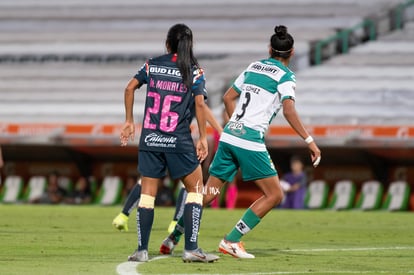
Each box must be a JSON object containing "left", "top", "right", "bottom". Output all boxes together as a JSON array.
[
  {"left": 304, "top": 180, "right": 329, "bottom": 209},
  {"left": 23, "top": 176, "right": 47, "bottom": 202},
  {"left": 57, "top": 176, "right": 73, "bottom": 193},
  {"left": 355, "top": 181, "right": 383, "bottom": 210},
  {"left": 328, "top": 180, "right": 356, "bottom": 210},
  {"left": 94, "top": 176, "right": 123, "bottom": 205},
  {"left": 0, "top": 176, "right": 24, "bottom": 203},
  {"left": 382, "top": 181, "right": 411, "bottom": 211}
]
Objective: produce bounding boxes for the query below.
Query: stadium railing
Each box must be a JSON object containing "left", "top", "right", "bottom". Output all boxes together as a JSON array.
[
  {"left": 312, "top": 0, "right": 414, "bottom": 65},
  {"left": 394, "top": 0, "right": 414, "bottom": 29},
  {"left": 313, "top": 19, "right": 376, "bottom": 65}
]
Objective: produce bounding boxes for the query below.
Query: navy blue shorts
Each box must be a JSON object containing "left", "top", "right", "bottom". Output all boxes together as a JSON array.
[{"left": 138, "top": 150, "right": 199, "bottom": 180}]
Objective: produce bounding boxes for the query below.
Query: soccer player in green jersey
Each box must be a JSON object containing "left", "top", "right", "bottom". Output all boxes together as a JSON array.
[{"left": 161, "top": 25, "right": 321, "bottom": 259}]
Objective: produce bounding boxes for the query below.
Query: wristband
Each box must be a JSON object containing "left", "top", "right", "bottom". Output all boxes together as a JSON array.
[{"left": 305, "top": 136, "right": 314, "bottom": 144}]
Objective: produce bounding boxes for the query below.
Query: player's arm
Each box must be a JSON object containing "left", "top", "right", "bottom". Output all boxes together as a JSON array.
[
  {"left": 204, "top": 105, "right": 223, "bottom": 134},
  {"left": 121, "top": 78, "right": 140, "bottom": 146},
  {"left": 195, "top": 94, "right": 208, "bottom": 162},
  {"left": 282, "top": 98, "right": 321, "bottom": 167},
  {"left": 223, "top": 87, "right": 240, "bottom": 118}
]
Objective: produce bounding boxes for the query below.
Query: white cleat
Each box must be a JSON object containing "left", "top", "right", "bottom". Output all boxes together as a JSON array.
[
  {"left": 182, "top": 248, "right": 219, "bottom": 263},
  {"left": 218, "top": 239, "right": 255, "bottom": 259},
  {"left": 128, "top": 250, "right": 149, "bottom": 262}
]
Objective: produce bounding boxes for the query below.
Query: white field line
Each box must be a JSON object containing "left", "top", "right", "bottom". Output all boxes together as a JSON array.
[
  {"left": 165, "top": 272, "right": 414, "bottom": 275},
  {"left": 116, "top": 262, "right": 139, "bottom": 275},
  {"left": 279, "top": 246, "right": 414, "bottom": 253},
  {"left": 116, "top": 255, "right": 170, "bottom": 275},
  {"left": 169, "top": 272, "right": 414, "bottom": 275},
  {"left": 116, "top": 247, "right": 414, "bottom": 275}
]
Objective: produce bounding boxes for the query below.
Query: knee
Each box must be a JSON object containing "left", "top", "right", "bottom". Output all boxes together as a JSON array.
[
  {"left": 276, "top": 190, "right": 284, "bottom": 205},
  {"left": 270, "top": 188, "right": 284, "bottom": 206}
]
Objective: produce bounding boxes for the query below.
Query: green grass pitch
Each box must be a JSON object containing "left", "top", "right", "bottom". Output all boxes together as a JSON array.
[{"left": 0, "top": 205, "right": 413, "bottom": 275}]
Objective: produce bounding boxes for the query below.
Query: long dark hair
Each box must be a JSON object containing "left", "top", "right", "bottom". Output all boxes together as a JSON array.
[
  {"left": 270, "top": 25, "right": 294, "bottom": 59},
  {"left": 166, "top": 24, "right": 199, "bottom": 89}
]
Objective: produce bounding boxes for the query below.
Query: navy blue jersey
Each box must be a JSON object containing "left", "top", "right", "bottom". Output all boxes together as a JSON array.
[{"left": 134, "top": 53, "right": 207, "bottom": 153}]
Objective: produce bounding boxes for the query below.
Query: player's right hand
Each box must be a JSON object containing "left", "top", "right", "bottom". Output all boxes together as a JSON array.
[
  {"left": 196, "top": 138, "right": 208, "bottom": 162},
  {"left": 120, "top": 121, "right": 135, "bottom": 146}
]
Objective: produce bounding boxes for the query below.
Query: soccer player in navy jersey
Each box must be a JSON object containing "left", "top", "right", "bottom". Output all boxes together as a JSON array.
[
  {"left": 113, "top": 102, "right": 222, "bottom": 234},
  {"left": 120, "top": 24, "right": 219, "bottom": 263}
]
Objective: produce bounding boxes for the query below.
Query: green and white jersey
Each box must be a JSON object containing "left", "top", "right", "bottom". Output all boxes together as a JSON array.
[{"left": 221, "top": 58, "right": 296, "bottom": 152}]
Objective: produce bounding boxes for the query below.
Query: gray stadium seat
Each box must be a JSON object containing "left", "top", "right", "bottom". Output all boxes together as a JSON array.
[
  {"left": 94, "top": 176, "right": 123, "bottom": 205},
  {"left": 355, "top": 181, "right": 384, "bottom": 210},
  {"left": 305, "top": 180, "right": 329, "bottom": 209},
  {"left": 328, "top": 180, "right": 356, "bottom": 210},
  {"left": 382, "top": 181, "right": 411, "bottom": 211},
  {"left": 0, "top": 176, "right": 24, "bottom": 203},
  {"left": 23, "top": 176, "right": 47, "bottom": 202},
  {"left": 0, "top": 0, "right": 410, "bottom": 126}
]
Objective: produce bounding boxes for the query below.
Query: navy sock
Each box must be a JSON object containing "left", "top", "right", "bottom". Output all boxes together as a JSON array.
[
  {"left": 183, "top": 203, "right": 202, "bottom": 251},
  {"left": 122, "top": 184, "right": 141, "bottom": 216},
  {"left": 173, "top": 188, "right": 187, "bottom": 221},
  {"left": 137, "top": 207, "right": 154, "bottom": 251}
]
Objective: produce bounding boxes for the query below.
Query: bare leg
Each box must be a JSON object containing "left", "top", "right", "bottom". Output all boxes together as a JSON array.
[
  {"left": 203, "top": 175, "right": 226, "bottom": 206},
  {"left": 224, "top": 175, "right": 283, "bottom": 242},
  {"left": 218, "top": 176, "right": 283, "bottom": 259},
  {"left": 140, "top": 176, "right": 160, "bottom": 197},
  {"left": 181, "top": 165, "right": 204, "bottom": 194},
  {"left": 250, "top": 176, "right": 284, "bottom": 218}
]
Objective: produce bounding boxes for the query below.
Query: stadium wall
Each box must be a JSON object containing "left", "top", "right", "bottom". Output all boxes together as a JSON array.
[{"left": 1, "top": 143, "right": 414, "bottom": 211}]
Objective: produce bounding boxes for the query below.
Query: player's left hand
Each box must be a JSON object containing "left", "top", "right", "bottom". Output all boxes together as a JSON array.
[
  {"left": 308, "top": 142, "right": 321, "bottom": 167},
  {"left": 120, "top": 121, "right": 135, "bottom": 146},
  {"left": 196, "top": 138, "right": 208, "bottom": 162}
]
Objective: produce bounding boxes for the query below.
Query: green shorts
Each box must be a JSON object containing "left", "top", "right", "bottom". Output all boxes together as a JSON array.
[{"left": 209, "top": 141, "right": 277, "bottom": 182}]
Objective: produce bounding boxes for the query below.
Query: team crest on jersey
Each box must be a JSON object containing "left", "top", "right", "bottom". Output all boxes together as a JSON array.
[{"left": 227, "top": 121, "right": 246, "bottom": 136}]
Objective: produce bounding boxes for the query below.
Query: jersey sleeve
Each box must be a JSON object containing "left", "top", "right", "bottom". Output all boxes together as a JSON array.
[
  {"left": 192, "top": 68, "right": 207, "bottom": 99},
  {"left": 231, "top": 69, "right": 247, "bottom": 94},
  {"left": 278, "top": 72, "right": 296, "bottom": 102},
  {"left": 134, "top": 61, "right": 149, "bottom": 88}
]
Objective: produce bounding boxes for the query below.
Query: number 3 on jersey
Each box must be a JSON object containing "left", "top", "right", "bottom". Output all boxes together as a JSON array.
[
  {"left": 235, "top": 92, "right": 251, "bottom": 121},
  {"left": 144, "top": 92, "right": 182, "bottom": 132}
]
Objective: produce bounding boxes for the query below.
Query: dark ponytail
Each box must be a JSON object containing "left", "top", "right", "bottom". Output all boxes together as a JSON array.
[
  {"left": 166, "top": 24, "right": 199, "bottom": 89},
  {"left": 270, "top": 25, "right": 294, "bottom": 59}
]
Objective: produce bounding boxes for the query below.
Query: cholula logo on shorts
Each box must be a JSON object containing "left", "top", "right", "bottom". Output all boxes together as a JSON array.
[{"left": 144, "top": 133, "right": 177, "bottom": 148}]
